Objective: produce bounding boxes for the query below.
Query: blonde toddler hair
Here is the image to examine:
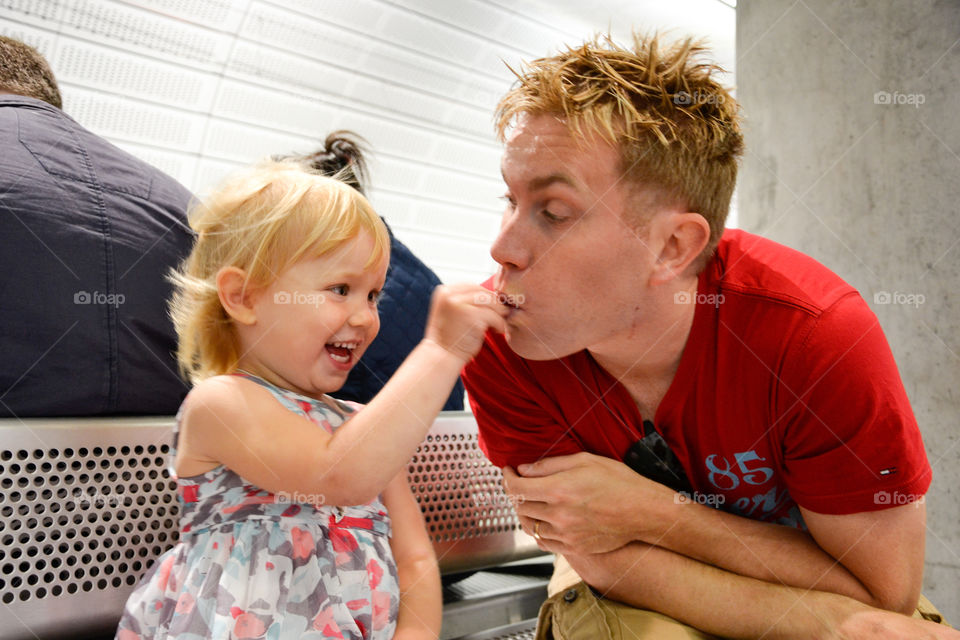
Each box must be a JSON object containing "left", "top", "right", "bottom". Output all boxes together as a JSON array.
[{"left": 170, "top": 160, "right": 390, "bottom": 384}]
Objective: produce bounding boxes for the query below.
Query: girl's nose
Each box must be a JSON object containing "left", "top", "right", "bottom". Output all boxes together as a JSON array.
[{"left": 348, "top": 301, "right": 377, "bottom": 328}]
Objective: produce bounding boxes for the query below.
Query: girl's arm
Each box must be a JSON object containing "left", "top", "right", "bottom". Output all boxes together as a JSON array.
[
  {"left": 177, "top": 284, "right": 506, "bottom": 505},
  {"left": 382, "top": 471, "right": 442, "bottom": 640}
]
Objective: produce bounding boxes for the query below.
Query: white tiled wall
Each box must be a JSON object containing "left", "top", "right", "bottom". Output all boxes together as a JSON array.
[{"left": 0, "top": 0, "right": 735, "bottom": 285}]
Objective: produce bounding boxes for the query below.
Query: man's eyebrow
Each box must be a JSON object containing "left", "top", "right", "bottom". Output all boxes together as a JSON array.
[{"left": 501, "top": 169, "right": 578, "bottom": 191}]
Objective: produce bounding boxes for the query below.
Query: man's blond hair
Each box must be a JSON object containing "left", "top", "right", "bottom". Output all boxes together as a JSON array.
[{"left": 496, "top": 33, "right": 743, "bottom": 256}]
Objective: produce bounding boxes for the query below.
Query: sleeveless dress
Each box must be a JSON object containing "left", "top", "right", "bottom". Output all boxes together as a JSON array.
[{"left": 115, "top": 374, "right": 399, "bottom": 640}]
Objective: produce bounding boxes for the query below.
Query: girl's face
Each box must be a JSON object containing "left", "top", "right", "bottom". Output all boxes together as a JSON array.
[{"left": 238, "top": 231, "right": 388, "bottom": 399}]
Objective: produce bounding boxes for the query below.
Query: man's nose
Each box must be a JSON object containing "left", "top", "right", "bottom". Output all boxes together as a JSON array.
[{"left": 490, "top": 209, "right": 529, "bottom": 271}]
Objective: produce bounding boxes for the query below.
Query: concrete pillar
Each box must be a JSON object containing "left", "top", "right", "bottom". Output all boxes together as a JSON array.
[{"left": 737, "top": 0, "right": 960, "bottom": 619}]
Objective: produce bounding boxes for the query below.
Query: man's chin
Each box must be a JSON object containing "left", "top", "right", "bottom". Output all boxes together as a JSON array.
[{"left": 504, "top": 326, "right": 567, "bottom": 361}]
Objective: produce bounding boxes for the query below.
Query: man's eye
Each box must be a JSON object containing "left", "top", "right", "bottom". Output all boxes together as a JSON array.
[
  {"left": 542, "top": 209, "right": 565, "bottom": 223},
  {"left": 499, "top": 195, "right": 517, "bottom": 210},
  {"left": 330, "top": 284, "right": 348, "bottom": 296}
]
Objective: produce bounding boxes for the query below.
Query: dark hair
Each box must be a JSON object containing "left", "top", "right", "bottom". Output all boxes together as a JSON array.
[
  {"left": 0, "top": 36, "right": 62, "bottom": 109},
  {"left": 295, "top": 131, "right": 370, "bottom": 195}
]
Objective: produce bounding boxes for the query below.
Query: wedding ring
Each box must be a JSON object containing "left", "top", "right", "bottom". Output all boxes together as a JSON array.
[{"left": 533, "top": 519, "right": 542, "bottom": 540}]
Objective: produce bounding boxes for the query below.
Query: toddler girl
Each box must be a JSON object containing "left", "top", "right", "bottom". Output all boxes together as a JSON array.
[{"left": 115, "top": 160, "right": 506, "bottom": 639}]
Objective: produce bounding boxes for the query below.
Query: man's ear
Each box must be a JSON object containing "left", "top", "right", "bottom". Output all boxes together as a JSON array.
[
  {"left": 649, "top": 212, "right": 710, "bottom": 286},
  {"left": 217, "top": 266, "right": 258, "bottom": 325}
]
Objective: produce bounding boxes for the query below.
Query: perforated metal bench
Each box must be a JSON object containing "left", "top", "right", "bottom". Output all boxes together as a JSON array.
[{"left": 0, "top": 413, "right": 546, "bottom": 639}]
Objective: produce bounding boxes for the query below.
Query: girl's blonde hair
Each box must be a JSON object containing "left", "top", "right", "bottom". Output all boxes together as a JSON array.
[{"left": 170, "top": 160, "right": 390, "bottom": 384}]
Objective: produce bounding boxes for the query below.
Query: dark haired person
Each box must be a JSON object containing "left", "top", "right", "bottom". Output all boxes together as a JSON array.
[
  {"left": 462, "top": 34, "right": 954, "bottom": 639},
  {"left": 291, "top": 131, "right": 465, "bottom": 410},
  {"left": 0, "top": 36, "right": 194, "bottom": 416}
]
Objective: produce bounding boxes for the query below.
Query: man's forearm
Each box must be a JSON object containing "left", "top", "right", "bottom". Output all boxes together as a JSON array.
[
  {"left": 653, "top": 501, "right": 877, "bottom": 605},
  {"left": 566, "top": 542, "right": 870, "bottom": 640}
]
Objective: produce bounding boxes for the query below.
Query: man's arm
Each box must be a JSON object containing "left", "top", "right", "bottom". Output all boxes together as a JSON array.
[
  {"left": 562, "top": 542, "right": 957, "bottom": 640},
  {"left": 506, "top": 452, "right": 925, "bottom": 612}
]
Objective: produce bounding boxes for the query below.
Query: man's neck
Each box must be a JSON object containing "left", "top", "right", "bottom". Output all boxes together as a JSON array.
[{"left": 588, "top": 278, "right": 699, "bottom": 418}]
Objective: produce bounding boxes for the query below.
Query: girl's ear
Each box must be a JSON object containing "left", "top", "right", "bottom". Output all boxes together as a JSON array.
[{"left": 217, "top": 266, "right": 258, "bottom": 325}]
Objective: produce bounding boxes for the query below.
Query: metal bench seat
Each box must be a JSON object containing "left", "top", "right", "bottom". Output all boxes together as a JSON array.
[{"left": 0, "top": 412, "right": 545, "bottom": 639}]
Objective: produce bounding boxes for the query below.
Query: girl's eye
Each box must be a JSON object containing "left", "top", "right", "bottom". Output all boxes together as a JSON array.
[
  {"left": 368, "top": 290, "right": 382, "bottom": 304},
  {"left": 330, "top": 284, "right": 348, "bottom": 296}
]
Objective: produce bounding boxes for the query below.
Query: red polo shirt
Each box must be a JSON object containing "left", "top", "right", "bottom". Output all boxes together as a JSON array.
[{"left": 462, "top": 230, "right": 931, "bottom": 525}]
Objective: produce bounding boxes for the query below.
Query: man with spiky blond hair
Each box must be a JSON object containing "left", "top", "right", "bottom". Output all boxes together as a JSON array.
[{"left": 462, "top": 34, "right": 954, "bottom": 638}]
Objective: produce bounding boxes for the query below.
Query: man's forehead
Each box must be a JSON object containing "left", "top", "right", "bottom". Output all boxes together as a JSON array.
[{"left": 500, "top": 115, "right": 619, "bottom": 189}]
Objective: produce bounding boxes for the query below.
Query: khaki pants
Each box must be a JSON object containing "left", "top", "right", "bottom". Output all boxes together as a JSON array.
[{"left": 536, "top": 556, "right": 950, "bottom": 640}]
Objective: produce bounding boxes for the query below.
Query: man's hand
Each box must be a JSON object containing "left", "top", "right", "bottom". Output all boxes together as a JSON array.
[{"left": 503, "top": 451, "right": 677, "bottom": 554}]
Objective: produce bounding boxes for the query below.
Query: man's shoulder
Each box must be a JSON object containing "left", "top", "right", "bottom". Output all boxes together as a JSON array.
[
  {"left": 711, "top": 229, "right": 859, "bottom": 316},
  {"left": 2, "top": 94, "right": 192, "bottom": 208}
]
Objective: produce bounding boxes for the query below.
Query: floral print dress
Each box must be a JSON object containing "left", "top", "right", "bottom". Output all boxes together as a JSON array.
[{"left": 116, "top": 374, "right": 399, "bottom": 639}]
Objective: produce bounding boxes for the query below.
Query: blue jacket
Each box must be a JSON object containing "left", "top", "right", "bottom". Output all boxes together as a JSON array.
[{"left": 0, "top": 95, "right": 194, "bottom": 416}]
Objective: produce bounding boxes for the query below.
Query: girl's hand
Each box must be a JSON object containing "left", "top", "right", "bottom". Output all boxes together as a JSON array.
[{"left": 423, "top": 284, "right": 508, "bottom": 363}]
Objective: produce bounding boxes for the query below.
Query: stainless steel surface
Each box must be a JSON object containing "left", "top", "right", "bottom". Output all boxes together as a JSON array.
[
  {"left": 0, "top": 418, "right": 180, "bottom": 640},
  {"left": 441, "top": 570, "right": 547, "bottom": 640},
  {"left": 408, "top": 413, "right": 545, "bottom": 574},
  {"left": 0, "top": 413, "right": 545, "bottom": 639},
  {"left": 452, "top": 619, "right": 539, "bottom": 640}
]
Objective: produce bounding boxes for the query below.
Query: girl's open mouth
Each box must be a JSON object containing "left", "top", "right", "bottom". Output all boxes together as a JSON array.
[{"left": 325, "top": 341, "right": 358, "bottom": 365}]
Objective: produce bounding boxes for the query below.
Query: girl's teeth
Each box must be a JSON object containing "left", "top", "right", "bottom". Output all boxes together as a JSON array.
[{"left": 329, "top": 352, "right": 350, "bottom": 363}]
